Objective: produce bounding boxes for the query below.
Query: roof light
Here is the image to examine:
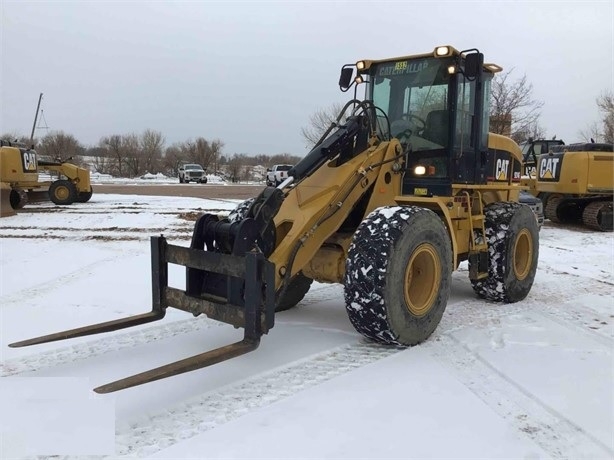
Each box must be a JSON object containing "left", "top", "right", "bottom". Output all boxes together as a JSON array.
[
  {"left": 356, "top": 61, "right": 366, "bottom": 70},
  {"left": 484, "top": 63, "right": 503, "bottom": 73},
  {"left": 435, "top": 46, "right": 452, "bottom": 57}
]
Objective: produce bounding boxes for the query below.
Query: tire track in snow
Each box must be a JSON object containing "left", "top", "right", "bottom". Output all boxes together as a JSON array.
[
  {"left": 112, "top": 340, "right": 403, "bottom": 458},
  {"left": 0, "top": 249, "right": 144, "bottom": 308},
  {"left": 427, "top": 334, "right": 613, "bottom": 459},
  {"left": 426, "top": 269, "right": 614, "bottom": 459},
  {"left": 532, "top": 266, "right": 613, "bottom": 346}
]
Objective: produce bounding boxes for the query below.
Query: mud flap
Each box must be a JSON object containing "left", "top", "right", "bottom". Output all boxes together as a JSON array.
[{"left": 9, "top": 224, "right": 276, "bottom": 393}]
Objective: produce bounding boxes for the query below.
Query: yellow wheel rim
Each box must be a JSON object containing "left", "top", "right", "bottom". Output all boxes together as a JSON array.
[
  {"left": 404, "top": 243, "right": 441, "bottom": 317},
  {"left": 513, "top": 228, "right": 533, "bottom": 280},
  {"left": 55, "top": 186, "right": 70, "bottom": 201}
]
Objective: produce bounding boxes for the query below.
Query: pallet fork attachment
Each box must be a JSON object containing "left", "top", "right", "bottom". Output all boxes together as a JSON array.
[{"left": 9, "top": 215, "right": 276, "bottom": 393}]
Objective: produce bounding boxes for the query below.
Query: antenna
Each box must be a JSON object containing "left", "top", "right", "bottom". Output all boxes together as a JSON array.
[{"left": 30, "top": 93, "right": 43, "bottom": 143}]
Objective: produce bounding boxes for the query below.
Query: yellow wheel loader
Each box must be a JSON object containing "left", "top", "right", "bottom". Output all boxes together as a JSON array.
[
  {"left": 0, "top": 140, "right": 93, "bottom": 215},
  {"left": 522, "top": 139, "right": 613, "bottom": 231},
  {"left": 10, "top": 46, "right": 539, "bottom": 393}
]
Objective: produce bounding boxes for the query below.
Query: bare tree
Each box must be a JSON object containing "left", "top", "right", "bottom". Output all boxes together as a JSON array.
[
  {"left": 141, "top": 129, "right": 165, "bottom": 174},
  {"left": 162, "top": 144, "right": 187, "bottom": 177},
  {"left": 100, "top": 135, "right": 124, "bottom": 177},
  {"left": 596, "top": 91, "right": 614, "bottom": 143},
  {"left": 579, "top": 91, "right": 614, "bottom": 143},
  {"left": 490, "top": 69, "right": 544, "bottom": 143},
  {"left": 193, "top": 137, "right": 215, "bottom": 169},
  {"left": 1, "top": 132, "right": 31, "bottom": 146},
  {"left": 209, "top": 138, "right": 224, "bottom": 173},
  {"left": 300, "top": 102, "right": 345, "bottom": 148},
  {"left": 579, "top": 122, "right": 602, "bottom": 143},
  {"left": 122, "top": 133, "right": 141, "bottom": 177},
  {"left": 37, "top": 131, "right": 84, "bottom": 163},
  {"left": 227, "top": 154, "right": 247, "bottom": 182}
]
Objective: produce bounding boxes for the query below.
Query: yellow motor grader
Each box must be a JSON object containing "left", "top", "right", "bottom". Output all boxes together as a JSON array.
[
  {"left": 0, "top": 140, "right": 93, "bottom": 216},
  {"left": 10, "top": 46, "right": 539, "bottom": 393}
]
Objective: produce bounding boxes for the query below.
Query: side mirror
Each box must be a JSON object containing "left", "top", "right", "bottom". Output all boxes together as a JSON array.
[
  {"left": 339, "top": 67, "right": 354, "bottom": 90},
  {"left": 464, "top": 52, "right": 484, "bottom": 79}
]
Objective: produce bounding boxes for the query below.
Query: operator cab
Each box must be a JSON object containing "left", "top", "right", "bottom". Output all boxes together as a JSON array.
[{"left": 342, "top": 46, "right": 502, "bottom": 197}]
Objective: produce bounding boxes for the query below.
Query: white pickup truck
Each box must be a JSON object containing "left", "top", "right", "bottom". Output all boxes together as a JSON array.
[
  {"left": 178, "top": 164, "right": 207, "bottom": 184},
  {"left": 266, "top": 164, "right": 293, "bottom": 186}
]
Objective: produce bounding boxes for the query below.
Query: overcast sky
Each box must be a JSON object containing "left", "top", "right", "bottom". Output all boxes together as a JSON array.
[{"left": 1, "top": 1, "right": 612, "bottom": 155}]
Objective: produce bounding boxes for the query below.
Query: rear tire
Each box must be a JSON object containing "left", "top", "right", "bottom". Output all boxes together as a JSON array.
[
  {"left": 344, "top": 206, "right": 452, "bottom": 345},
  {"left": 471, "top": 202, "right": 539, "bottom": 303},
  {"left": 49, "top": 180, "right": 77, "bottom": 205},
  {"left": 276, "top": 273, "right": 314, "bottom": 312},
  {"left": 227, "top": 197, "right": 312, "bottom": 312}
]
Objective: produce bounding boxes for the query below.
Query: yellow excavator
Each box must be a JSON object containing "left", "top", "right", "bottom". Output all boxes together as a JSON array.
[
  {"left": 10, "top": 45, "right": 539, "bottom": 393},
  {"left": 521, "top": 138, "right": 613, "bottom": 231}
]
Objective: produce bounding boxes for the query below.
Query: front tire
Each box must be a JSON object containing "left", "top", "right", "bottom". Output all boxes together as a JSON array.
[
  {"left": 344, "top": 206, "right": 452, "bottom": 345},
  {"left": 471, "top": 202, "right": 539, "bottom": 302},
  {"left": 9, "top": 189, "right": 27, "bottom": 209},
  {"left": 76, "top": 187, "right": 93, "bottom": 203},
  {"left": 49, "top": 180, "right": 77, "bottom": 205}
]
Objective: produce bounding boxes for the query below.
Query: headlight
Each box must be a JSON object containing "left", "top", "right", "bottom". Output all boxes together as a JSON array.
[{"left": 415, "top": 165, "right": 426, "bottom": 175}]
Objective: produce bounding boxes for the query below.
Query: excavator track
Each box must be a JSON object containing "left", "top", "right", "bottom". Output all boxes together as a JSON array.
[
  {"left": 582, "top": 200, "right": 613, "bottom": 231},
  {"left": 544, "top": 195, "right": 562, "bottom": 223}
]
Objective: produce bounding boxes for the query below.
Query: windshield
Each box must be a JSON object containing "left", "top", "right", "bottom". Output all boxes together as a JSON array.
[
  {"left": 185, "top": 165, "right": 203, "bottom": 170},
  {"left": 370, "top": 57, "right": 451, "bottom": 151}
]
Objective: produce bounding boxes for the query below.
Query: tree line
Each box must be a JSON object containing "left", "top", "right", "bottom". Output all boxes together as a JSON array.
[{"left": 0, "top": 129, "right": 303, "bottom": 182}]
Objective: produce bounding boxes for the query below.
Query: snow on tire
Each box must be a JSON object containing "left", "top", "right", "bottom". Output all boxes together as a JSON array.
[
  {"left": 471, "top": 202, "right": 539, "bottom": 303},
  {"left": 227, "top": 197, "right": 255, "bottom": 223},
  {"left": 344, "top": 206, "right": 452, "bottom": 345}
]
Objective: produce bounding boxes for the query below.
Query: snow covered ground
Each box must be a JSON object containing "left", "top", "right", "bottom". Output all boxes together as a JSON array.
[{"left": 0, "top": 193, "right": 612, "bottom": 459}]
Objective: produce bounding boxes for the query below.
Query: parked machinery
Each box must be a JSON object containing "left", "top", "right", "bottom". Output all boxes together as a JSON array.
[
  {"left": 522, "top": 139, "right": 613, "bottom": 231},
  {"left": 0, "top": 140, "right": 93, "bottom": 215}
]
